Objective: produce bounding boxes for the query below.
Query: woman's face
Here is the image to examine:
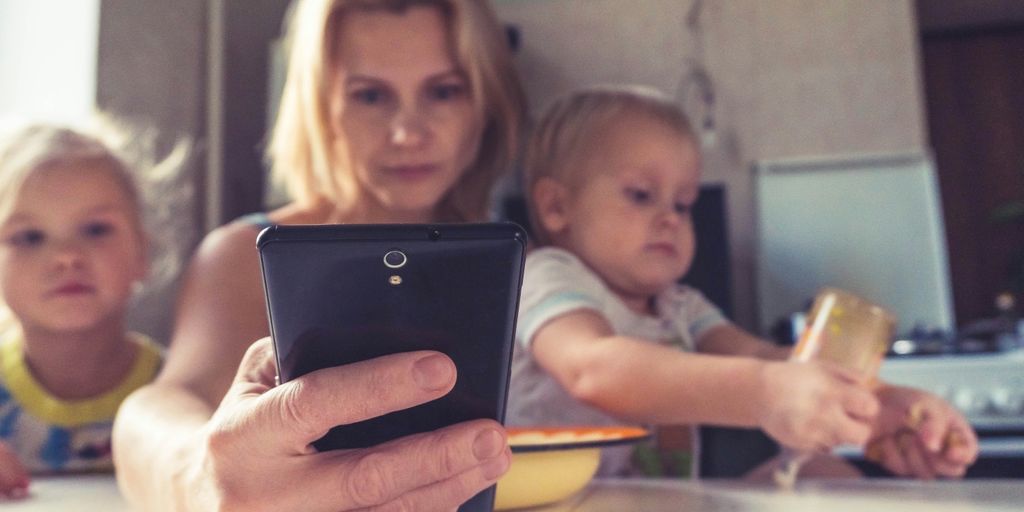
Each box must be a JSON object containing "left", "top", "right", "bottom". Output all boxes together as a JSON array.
[{"left": 330, "top": 6, "right": 482, "bottom": 222}]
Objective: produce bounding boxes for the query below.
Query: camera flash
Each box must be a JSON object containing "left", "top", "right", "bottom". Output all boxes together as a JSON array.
[{"left": 389, "top": 275, "right": 402, "bottom": 285}]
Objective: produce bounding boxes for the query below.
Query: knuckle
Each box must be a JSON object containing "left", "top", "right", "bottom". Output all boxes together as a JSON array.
[
  {"left": 204, "top": 423, "right": 237, "bottom": 458},
  {"left": 347, "top": 452, "right": 394, "bottom": 507},
  {"left": 279, "top": 378, "right": 324, "bottom": 439},
  {"left": 433, "top": 431, "right": 465, "bottom": 477}
]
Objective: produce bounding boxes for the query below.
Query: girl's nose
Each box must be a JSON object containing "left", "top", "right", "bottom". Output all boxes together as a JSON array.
[{"left": 51, "top": 241, "right": 86, "bottom": 269}]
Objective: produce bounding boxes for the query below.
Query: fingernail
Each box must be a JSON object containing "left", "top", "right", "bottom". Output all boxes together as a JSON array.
[
  {"left": 480, "top": 451, "right": 511, "bottom": 480},
  {"left": 413, "top": 354, "right": 453, "bottom": 391},
  {"left": 473, "top": 428, "right": 505, "bottom": 460}
]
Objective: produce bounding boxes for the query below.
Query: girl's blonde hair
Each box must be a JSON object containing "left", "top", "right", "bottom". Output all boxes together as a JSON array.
[
  {"left": 267, "top": 0, "right": 526, "bottom": 221},
  {"left": 0, "top": 123, "right": 138, "bottom": 227},
  {"left": 523, "top": 85, "right": 697, "bottom": 246}
]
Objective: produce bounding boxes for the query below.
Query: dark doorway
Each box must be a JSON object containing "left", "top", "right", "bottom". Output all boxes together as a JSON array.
[{"left": 920, "top": 25, "right": 1024, "bottom": 325}]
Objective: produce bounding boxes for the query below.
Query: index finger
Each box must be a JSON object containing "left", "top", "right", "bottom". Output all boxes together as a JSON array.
[{"left": 255, "top": 349, "right": 457, "bottom": 451}]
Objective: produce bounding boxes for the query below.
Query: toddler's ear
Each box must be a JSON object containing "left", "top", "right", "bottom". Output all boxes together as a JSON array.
[{"left": 532, "top": 177, "right": 570, "bottom": 235}]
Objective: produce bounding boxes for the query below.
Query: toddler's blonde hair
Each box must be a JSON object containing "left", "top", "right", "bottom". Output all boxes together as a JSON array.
[{"left": 523, "top": 85, "right": 697, "bottom": 246}]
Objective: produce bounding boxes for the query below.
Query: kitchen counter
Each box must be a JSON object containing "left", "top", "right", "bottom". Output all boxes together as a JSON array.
[
  {"left": 4, "top": 475, "right": 1021, "bottom": 511},
  {"left": 3, "top": 475, "right": 131, "bottom": 512},
  {"left": 529, "top": 478, "right": 1024, "bottom": 511}
]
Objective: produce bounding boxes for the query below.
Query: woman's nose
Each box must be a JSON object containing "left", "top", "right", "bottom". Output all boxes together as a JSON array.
[{"left": 389, "top": 108, "right": 429, "bottom": 148}]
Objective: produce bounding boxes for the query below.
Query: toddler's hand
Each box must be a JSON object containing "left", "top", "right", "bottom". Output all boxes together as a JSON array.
[
  {"left": 757, "top": 360, "right": 880, "bottom": 452},
  {"left": 864, "top": 385, "right": 978, "bottom": 479},
  {"left": 0, "top": 441, "right": 29, "bottom": 500}
]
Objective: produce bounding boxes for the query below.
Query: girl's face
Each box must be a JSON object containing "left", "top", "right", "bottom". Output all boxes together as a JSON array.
[
  {"left": 0, "top": 163, "right": 146, "bottom": 335},
  {"left": 330, "top": 6, "right": 482, "bottom": 222},
  {"left": 541, "top": 114, "right": 701, "bottom": 314}
]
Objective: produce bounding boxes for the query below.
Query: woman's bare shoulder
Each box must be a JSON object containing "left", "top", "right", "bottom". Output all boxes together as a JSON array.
[{"left": 192, "top": 220, "right": 263, "bottom": 269}]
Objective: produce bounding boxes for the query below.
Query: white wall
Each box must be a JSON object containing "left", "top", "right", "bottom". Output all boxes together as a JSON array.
[
  {"left": 495, "top": 0, "right": 927, "bottom": 331},
  {"left": 0, "top": 0, "right": 99, "bottom": 125}
]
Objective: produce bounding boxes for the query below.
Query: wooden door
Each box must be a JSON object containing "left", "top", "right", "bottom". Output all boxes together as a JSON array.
[{"left": 921, "top": 26, "right": 1024, "bottom": 325}]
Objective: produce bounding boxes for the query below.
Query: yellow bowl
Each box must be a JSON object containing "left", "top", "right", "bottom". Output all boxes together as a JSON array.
[{"left": 494, "top": 426, "right": 649, "bottom": 510}]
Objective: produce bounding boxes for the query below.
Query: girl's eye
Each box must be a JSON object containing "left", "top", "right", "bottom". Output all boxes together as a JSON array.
[
  {"left": 674, "top": 202, "right": 693, "bottom": 216},
  {"left": 428, "top": 83, "right": 466, "bottom": 101},
  {"left": 624, "top": 187, "right": 653, "bottom": 205},
  {"left": 351, "top": 87, "right": 389, "bottom": 105},
  {"left": 8, "top": 229, "right": 45, "bottom": 248},
  {"left": 82, "top": 222, "right": 114, "bottom": 239}
]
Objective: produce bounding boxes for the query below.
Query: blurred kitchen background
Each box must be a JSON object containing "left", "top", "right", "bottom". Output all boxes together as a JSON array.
[{"left": 1, "top": 0, "right": 1022, "bottom": 477}]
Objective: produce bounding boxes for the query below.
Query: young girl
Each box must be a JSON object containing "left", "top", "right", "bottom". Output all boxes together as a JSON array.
[
  {"left": 0, "top": 123, "right": 166, "bottom": 498},
  {"left": 508, "top": 86, "right": 978, "bottom": 479}
]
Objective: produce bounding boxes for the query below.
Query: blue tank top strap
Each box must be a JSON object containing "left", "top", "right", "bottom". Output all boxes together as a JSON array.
[{"left": 236, "top": 212, "right": 275, "bottom": 231}]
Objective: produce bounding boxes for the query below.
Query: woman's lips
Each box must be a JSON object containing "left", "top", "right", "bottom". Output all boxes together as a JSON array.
[
  {"left": 52, "top": 283, "right": 95, "bottom": 295},
  {"left": 386, "top": 164, "right": 438, "bottom": 180}
]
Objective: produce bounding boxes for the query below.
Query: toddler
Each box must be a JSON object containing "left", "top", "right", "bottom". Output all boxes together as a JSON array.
[
  {"left": 507, "top": 86, "right": 978, "bottom": 479},
  {"left": 0, "top": 122, "right": 169, "bottom": 498}
]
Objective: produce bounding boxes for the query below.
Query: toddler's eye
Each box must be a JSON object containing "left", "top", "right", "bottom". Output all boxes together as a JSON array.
[
  {"left": 82, "top": 222, "right": 114, "bottom": 239},
  {"left": 428, "top": 83, "right": 466, "bottom": 101},
  {"left": 673, "top": 202, "right": 693, "bottom": 216},
  {"left": 8, "top": 229, "right": 45, "bottom": 248},
  {"left": 624, "top": 187, "right": 653, "bottom": 205}
]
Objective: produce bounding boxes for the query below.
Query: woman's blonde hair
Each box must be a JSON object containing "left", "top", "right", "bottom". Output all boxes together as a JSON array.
[
  {"left": 267, "top": 0, "right": 526, "bottom": 221},
  {"left": 523, "top": 85, "right": 697, "bottom": 246}
]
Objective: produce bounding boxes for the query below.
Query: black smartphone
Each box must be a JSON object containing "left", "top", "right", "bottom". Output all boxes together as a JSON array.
[{"left": 257, "top": 223, "right": 526, "bottom": 511}]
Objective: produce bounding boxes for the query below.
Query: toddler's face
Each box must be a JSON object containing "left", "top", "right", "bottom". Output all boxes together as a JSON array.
[
  {"left": 558, "top": 114, "right": 701, "bottom": 311},
  {"left": 0, "top": 163, "right": 146, "bottom": 335}
]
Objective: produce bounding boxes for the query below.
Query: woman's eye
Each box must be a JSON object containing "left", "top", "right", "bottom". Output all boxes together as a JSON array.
[
  {"left": 624, "top": 187, "right": 653, "bottom": 204},
  {"left": 351, "top": 87, "right": 389, "bottom": 105},
  {"left": 82, "top": 222, "right": 114, "bottom": 239},
  {"left": 428, "top": 83, "right": 466, "bottom": 101},
  {"left": 8, "top": 229, "right": 45, "bottom": 247}
]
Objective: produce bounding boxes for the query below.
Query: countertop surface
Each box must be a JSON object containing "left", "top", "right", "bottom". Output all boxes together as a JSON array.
[
  {"left": 530, "top": 478, "right": 1024, "bottom": 511},
  {"left": 4, "top": 474, "right": 1023, "bottom": 511}
]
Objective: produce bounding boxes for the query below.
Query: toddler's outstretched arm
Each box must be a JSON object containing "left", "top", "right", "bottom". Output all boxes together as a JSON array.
[
  {"left": 531, "top": 309, "right": 879, "bottom": 452},
  {"left": 697, "top": 324, "right": 791, "bottom": 360}
]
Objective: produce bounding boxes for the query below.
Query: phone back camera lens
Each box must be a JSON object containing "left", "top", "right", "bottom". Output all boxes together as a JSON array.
[
  {"left": 383, "top": 250, "right": 407, "bottom": 269},
  {"left": 429, "top": 229, "right": 441, "bottom": 241}
]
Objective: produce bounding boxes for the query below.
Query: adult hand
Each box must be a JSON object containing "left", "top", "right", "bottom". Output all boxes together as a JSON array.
[
  {"left": 865, "top": 385, "right": 978, "bottom": 479},
  {"left": 757, "top": 360, "right": 880, "bottom": 452},
  {"left": 189, "top": 338, "right": 511, "bottom": 511},
  {"left": 0, "top": 441, "right": 29, "bottom": 499}
]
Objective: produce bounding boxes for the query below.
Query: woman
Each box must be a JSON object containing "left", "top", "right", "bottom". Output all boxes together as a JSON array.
[{"left": 112, "top": 1, "right": 525, "bottom": 510}]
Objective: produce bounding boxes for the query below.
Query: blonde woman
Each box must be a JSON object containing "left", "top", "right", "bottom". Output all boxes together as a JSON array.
[{"left": 112, "top": 1, "right": 525, "bottom": 510}]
